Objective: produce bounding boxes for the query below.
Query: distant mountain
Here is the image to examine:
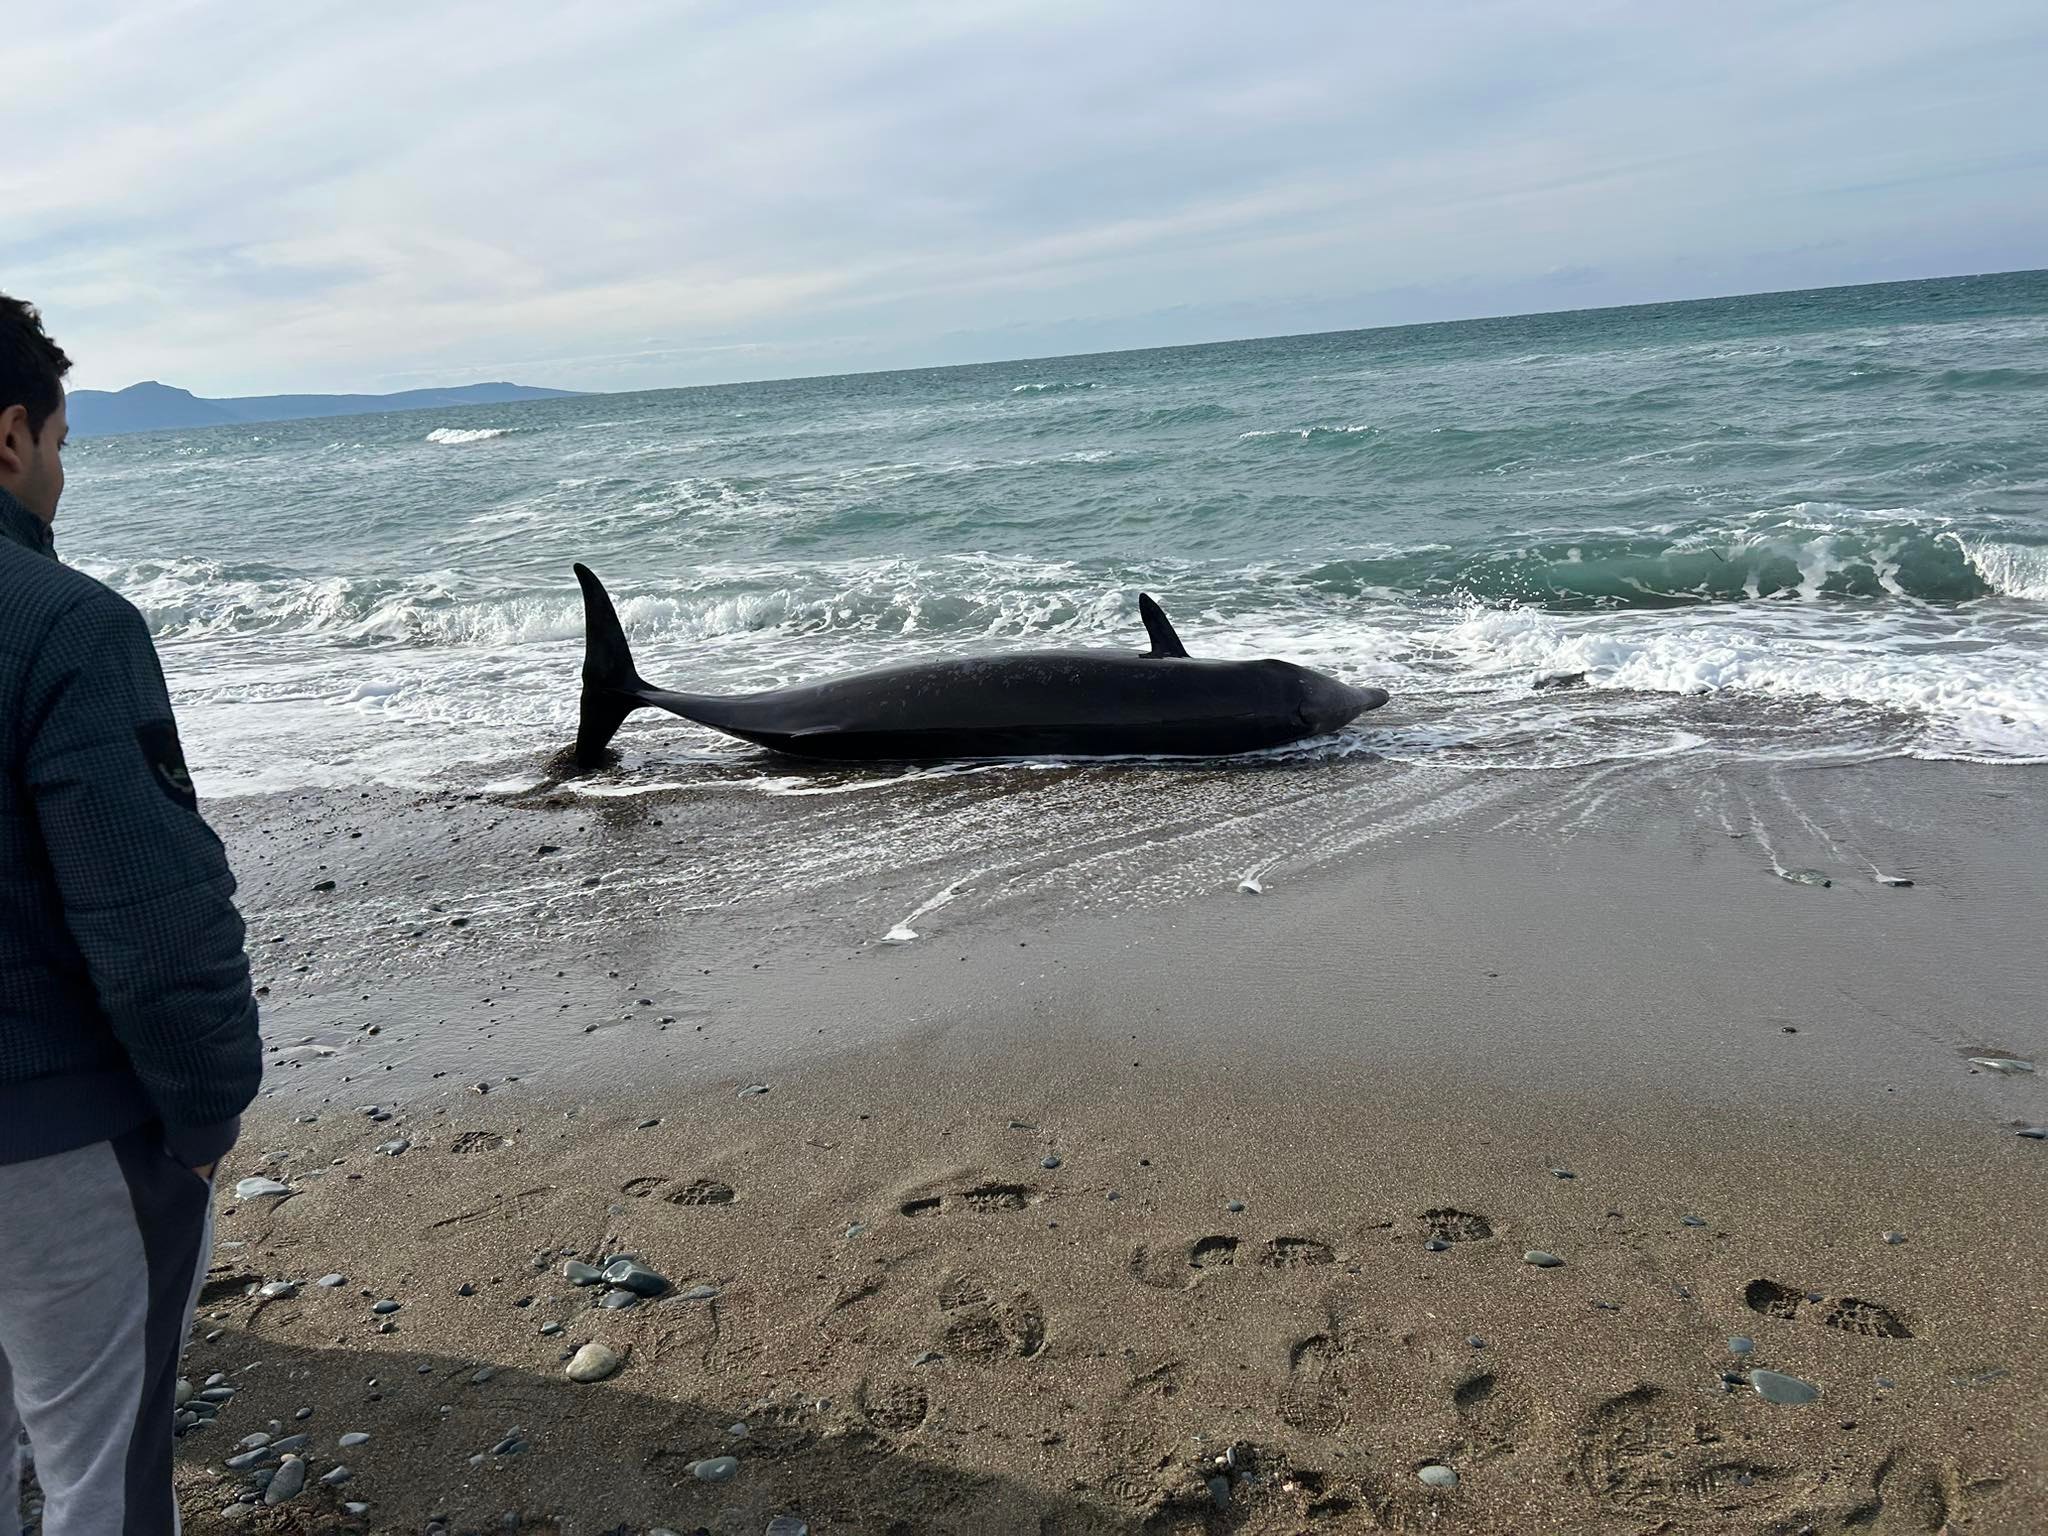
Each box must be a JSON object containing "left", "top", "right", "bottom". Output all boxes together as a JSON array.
[{"left": 67, "top": 380, "right": 580, "bottom": 437}]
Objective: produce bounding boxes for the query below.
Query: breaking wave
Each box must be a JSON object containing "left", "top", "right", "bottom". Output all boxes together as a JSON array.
[{"left": 425, "top": 426, "right": 513, "bottom": 444}]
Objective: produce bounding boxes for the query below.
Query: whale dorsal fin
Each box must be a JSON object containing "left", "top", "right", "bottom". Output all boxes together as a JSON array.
[{"left": 1138, "top": 593, "right": 1189, "bottom": 659}]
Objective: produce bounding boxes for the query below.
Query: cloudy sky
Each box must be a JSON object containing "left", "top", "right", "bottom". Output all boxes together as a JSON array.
[{"left": 9, "top": 0, "right": 2045, "bottom": 396}]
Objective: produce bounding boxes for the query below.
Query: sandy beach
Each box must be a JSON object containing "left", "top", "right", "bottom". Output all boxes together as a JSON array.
[{"left": 143, "top": 752, "right": 2045, "bottom": 1534}]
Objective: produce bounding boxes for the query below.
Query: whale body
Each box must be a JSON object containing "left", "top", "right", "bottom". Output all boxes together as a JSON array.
[{"left": 571, "top": 563, "right": 1388, "bottom": 766}]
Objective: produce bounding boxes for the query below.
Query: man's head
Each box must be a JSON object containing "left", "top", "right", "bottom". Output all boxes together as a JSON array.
[{"left": 0, "top": 294, "right": 71, "bottom": 525}]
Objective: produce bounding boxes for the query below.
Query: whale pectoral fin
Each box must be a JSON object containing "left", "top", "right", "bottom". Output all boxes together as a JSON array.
[{"left": 1138, "top": 593, "right": 1190, "bottom": 659}]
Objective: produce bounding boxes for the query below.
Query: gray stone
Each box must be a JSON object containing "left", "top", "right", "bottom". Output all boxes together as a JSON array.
[
  {"left": 1969, "top": 1057, "right": 2034, "bottom": 1074},
  {"left": 602, "top": 1259, "right": 671, "bottom": 1297},
  {"left": 316, "top": 1273, "right": 346, "bottom": 1287},
  {"left": 224, "top": 1449, "right": 273, "bottom": 1471},
  {"left": 1467, "top": 1336, "right": 1486, "bottom": 1349},
  {"left": 343, "top": 1504, "right": 369, "bottom": 1517},
  {"left": 339, "top": 1432, "right": 370, "bottom": 1448},
  {"left": 566, "top": 1343, "right": 622, "bottom": 1383},
  {"left": 1749, "top": 1369, "right": 1822, "bottom": 1405},
  {"left": 2019, "top": 1127, "right": 2047, "bottom": 1140},
  {"left": 738, "top": 1083, "right": 770, "bottom": 1097},
  {"left": 1882, "top": 1231, "right": 1906, "bottom": 1245},
  {"left": 1418, "top": 1464, "right": 1459, "bottom": 1488},
  {"left": 371, "top": 1299, "right": 401, "bottom": 1315},
  {"left": 765, "top": 1519, "right": 810, "bottom": 1536},
  {"left": 320, "top": 1466, "right": 353, "bottom": 1487},
  {"left": 1729, "top": 1336, "right": 1755, "bottom": 1355},
  {"left": 1205, "top": 1475, "right": 1230, "bottom": 1509},
  {"left": 1777, "top": 867, "right": 1831, "bottom": 887},
  {"left": 540, "top": 1322, "right": 564, "bottom": 1336},
  {"left": 1041, "top": 1154, "right": 1061, "bottom": 1170},
  {"left": 1550, "top": 1168, "right": 1575, "bottom": 1179},
  {"left": 690, "top": 1455, "right": 740, "bottom": 1483},
  {"left": 597, "top": 1287, "right": 640, "bottom": 1309},
  {"left": 293, "top": 1407, "right": 313, "bottom": 1421},
  {"left": 263, "top": 1457, "right": 307, "bottom": 1504},
  {"left": 176, "top": 1378, "right": 193, "bottom": 1407},
  {"left": 271, "top": 1434, "right": 309, "bottom": 1453},
  {"left": 562, "top": 1260, "right": 604, "bottom": 1285},
  {"left": 200, "top": 1388, "right": 236, "bottom": 1404},
  {"left": 236, "top": 1433, "right": 272, "bottom": 1450},
  {"left": 377, "top": 1138, "right": 410, "bottom": 1156},
  {"left": 1523, "top": 1250, "right": 1565, "bottom": 1267},
  {"left": 234, "top": 1177, "right": 290, "bottom": 1200},
  {"left": 1226, "top": 1200, "right": 1245, "bottom": 1213},
  {"left": 471, "top": 1367, "right": 496, "bottom": 1385},
  {"left": 257, "top": 1280, "right": 298, "bottom": 1300}
]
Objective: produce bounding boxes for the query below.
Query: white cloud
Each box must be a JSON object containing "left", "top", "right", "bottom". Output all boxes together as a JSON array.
[{"left": 8, "top": 0, "right": 2045, "bottom": 394}]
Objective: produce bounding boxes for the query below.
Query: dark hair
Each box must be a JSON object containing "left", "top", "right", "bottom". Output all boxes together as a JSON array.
[{"left": 0, "top": 293, "right": 72, "bottom": 436}]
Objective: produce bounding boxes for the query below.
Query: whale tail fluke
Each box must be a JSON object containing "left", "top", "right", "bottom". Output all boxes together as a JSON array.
[{"left": 573, "top": 563, "right": 652, "bottom": 766}]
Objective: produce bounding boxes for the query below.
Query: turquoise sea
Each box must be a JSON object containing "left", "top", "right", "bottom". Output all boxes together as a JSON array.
[{"left": 62, "top": 270, "right": 2048, "bottom": 797}]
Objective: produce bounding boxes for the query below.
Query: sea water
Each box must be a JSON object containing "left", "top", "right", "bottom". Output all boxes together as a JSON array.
[{"left": 62, "top": 270, "right": 2048, "bottom": 798}]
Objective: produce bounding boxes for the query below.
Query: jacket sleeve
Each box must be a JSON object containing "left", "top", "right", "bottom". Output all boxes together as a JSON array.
[{"left": 21, "top": 587, "right": 261, "bottom": 1165}]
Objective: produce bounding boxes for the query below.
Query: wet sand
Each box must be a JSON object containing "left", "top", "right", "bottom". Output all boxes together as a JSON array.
[{"left": 170, "top": 756, "right": 2046, "bottom": 1532}]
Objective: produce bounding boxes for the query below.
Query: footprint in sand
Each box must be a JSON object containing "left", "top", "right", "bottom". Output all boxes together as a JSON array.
[
  {"left": 1450, "top": 1369, "right": 1532, "bottom": 1465},
  {"left": 664, "top": 1177, "right": 737, "bottom": 1208},
  {"left": 1128, "top": 1234, "right": 1242, "bottom": 1289},
  {"left": 900, "top": 1181, "right": 1044, "bottom": 1218},
  {"left": 858, "top": 1377, "right": 930, "bottom": 1434},
  {"left": 1578, "top": 1384, "right": 1786, "bottom": 1519},
  {"left": 1744, "top": 1278, "right": 1913, "bottom": 1340},
  {"left": 1260, "top": 1235, "right": 1336, "bottom": 1269},
  {"left": 1277, "top": 1334, "right": 1347, "bottom": 1434},
  {"left": 1422, "top": 1207, "right": 1494, "bottom": 1243},
  {"left": 1848, "top": 1450, "right": 2004, "bottom": 1531},
  {"left": 934, "top": 1274, "right": 1047, "bottom": 1359},
  {"left": 937, "top": 1271, "right": 992, "bottom": 1312}
]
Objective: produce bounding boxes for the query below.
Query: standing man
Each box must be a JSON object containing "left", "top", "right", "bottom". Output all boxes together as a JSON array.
[{"left": 0, "top": 295, "right": 261, "bottom": 1532}]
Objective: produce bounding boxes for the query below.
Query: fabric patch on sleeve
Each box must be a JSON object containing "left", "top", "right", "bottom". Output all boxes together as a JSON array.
[{"left": 137, "top": 719, "right": 199, "bottom": 811}]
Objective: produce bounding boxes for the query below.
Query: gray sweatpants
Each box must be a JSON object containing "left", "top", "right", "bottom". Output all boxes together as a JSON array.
[{"left": 0, "top": 1124, "right": 214, "bottom": 1536}]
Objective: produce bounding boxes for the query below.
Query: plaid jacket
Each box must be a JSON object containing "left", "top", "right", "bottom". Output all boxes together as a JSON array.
[{"left": 0, "top": 486, "right": 259, "bottom": 1165}]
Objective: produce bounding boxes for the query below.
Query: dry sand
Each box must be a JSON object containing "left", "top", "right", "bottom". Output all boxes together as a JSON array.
[{"left": 161, "top": 758, "right": 2045, "bottom": 1533}]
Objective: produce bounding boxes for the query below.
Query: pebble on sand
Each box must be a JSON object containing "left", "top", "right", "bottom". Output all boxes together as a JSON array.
[
  {"left": 316, "top": 1274, "right": 346, "bottom": 1288},
  {"left": 689, "top": 1455, "right": 740, "bottom": 1483},
  {"left": 257, "top": 1281, "right": 298, "bottom": 1300},
  {"left": 1523, "top": 1250, "right": 1565, "bottom": 1267},
  {"left": 262, "top": 1457, "right": 307, "bottom": 1504},
  {"left": 338, "top": 1433, "right": 370, "bottom": 1448},
  {"left": 234, "top": 1177, "right": 290, "bottom": 1200},
  {"left": 1728, "top": 1336, "right": 1755, "bottom": 1355},
  {"left": 765, "top": 1519, "right": 810, "bottom": 1536},
  {"left": 1418, "top": 1465, "right": 1459, "bottom": 1489},
  {"left": 1749, "top": 1369, "right": 1822, "bottom": 1405},
  {"left": 602, "top": 1258, "right": 671, "bottom": 1296},
  {"left": 562, "top": 1260, "right": 604, "bottom": 1285},
  {"left": 1969, "top": 1057, "right": 2034, "bottom": 1074},
  {"left": 566, "top": 1343, "right": 623, "bottom": 1383}
]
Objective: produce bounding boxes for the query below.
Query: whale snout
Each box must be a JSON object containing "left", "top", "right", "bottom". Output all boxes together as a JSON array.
[{"left": 1297, "top": 671, "right": 1390, "bottom": 734}]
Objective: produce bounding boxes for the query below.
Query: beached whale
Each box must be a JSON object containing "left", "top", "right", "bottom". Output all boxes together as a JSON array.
[{"left": 570, "top": 563, "right": 1388, "bottom": 766}]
